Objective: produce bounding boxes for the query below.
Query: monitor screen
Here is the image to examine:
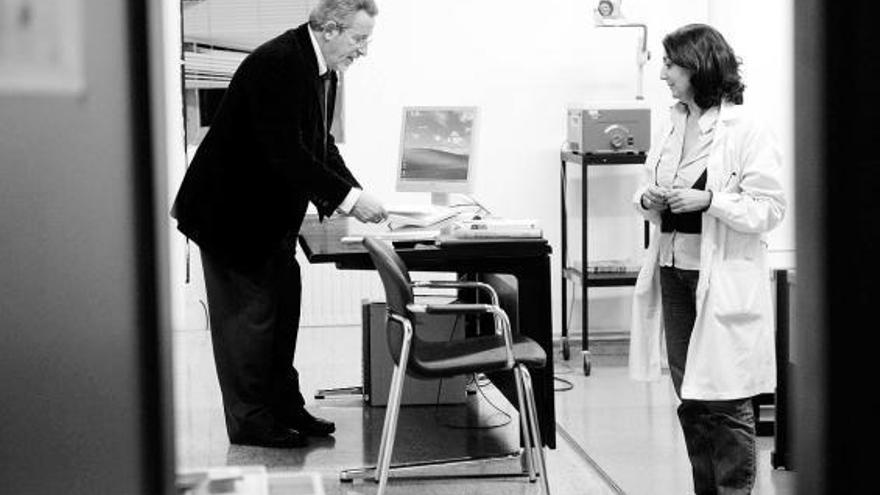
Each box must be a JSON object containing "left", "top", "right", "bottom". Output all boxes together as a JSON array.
[{"left": 396, "top": 106, "right": 478, "bottom": 195}]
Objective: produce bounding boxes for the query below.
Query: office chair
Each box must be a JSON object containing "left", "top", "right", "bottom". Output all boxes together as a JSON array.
[{"left": 341, "top": 236, "right": 550, "bottom": 494}]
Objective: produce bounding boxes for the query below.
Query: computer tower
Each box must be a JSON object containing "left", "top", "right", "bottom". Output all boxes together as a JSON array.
[{"left": 362, "top": 301, "right": 467, "bottom": 406}]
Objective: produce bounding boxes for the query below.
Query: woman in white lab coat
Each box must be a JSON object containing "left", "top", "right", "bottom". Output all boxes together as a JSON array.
[{"left": 629, "top": 24, "right": 786, "bottom": 494}]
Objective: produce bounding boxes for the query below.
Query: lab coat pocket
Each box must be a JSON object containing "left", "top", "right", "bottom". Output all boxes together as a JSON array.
[{"left": 710, "top": 260, "right": 763, "bottom": 325}]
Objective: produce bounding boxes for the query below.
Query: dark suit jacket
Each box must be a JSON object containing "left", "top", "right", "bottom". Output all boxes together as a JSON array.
[{"left": 172, "top": 23, "right": 360, "bottom": 267}]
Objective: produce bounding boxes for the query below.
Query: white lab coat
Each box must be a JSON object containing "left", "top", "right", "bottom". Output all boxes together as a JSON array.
[{"left": 629, "top": 101, "right": 786, "bottom": 400}]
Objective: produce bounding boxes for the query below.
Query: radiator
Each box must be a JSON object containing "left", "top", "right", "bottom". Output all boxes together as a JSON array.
[
  {"left": 297, "top": 251, "right": 385, "bottom": 327},
  {"left": 296, "top": 251, "right": 457, "bottom": 328}
]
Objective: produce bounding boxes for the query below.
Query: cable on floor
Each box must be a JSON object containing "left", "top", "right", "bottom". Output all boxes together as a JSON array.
[
  {"left": 430, "top": 315, "right": 512, "bottom": 430},
  {"left": 434, "top": 372, "right": 512, "bottom": 430},
  {"left": 550, "top": 281, "right": 580, "bottom": 392},
  {"left": 554, "top": 376, "right": 574, "bottom": 392}
]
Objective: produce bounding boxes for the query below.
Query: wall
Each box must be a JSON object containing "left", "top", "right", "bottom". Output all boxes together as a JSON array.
[
  {"left": 0, "top": 1, "right": 167, "bottom": 493},
  {"left": 336, "top": 0, "right": 701, "bottom": 334},
  {"left": 709, "top": 0, "right": 795, "bottom": 256}
]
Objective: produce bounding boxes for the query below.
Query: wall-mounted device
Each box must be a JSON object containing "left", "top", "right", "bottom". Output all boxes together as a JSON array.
[
  {"left": 566, "top": 106, "right": 650, "bottom": 155},
  {"left": 594, "top": 0, "right": 623, "bottom": 21},
  {"left": 591, "top": 0, "right": 650, "bottom": 100}
]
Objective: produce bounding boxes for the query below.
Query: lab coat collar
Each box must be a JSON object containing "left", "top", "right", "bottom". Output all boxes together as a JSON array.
[{"left": 669, "top": 101, "right": 721, "bottom": 134}]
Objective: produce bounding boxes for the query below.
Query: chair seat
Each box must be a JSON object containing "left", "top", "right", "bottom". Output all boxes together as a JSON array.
[{"left": 410, "top": 334, "right": 547, "bottom": 378}]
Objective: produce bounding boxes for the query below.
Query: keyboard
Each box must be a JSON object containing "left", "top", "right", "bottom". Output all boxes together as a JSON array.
[{"left": 340, "top": 230, "right": 442, "bottom": 244}]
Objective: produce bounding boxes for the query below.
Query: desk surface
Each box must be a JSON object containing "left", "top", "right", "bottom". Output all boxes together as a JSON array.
[{"left": 299, "top": 215, "right": 551, "bottom": 269}]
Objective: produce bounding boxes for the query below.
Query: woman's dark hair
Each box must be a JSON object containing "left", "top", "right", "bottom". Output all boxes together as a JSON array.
[{"left": 663, "top": 24, "right": 744, "bottom": 109}]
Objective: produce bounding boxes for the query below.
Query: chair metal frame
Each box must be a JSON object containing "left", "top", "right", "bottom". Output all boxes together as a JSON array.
[{"left": 340, "top": 238, "right": 550, "bottom": 495}]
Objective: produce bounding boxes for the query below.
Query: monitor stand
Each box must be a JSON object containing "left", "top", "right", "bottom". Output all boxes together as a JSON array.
[{"left": 431, "top": 192, "right": 451, "bottom": 207}]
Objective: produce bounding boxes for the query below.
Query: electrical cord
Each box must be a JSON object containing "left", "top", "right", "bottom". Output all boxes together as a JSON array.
[
  {"left": 464, "top": 194, "right": 492, "bottom": 217},
  {"left": 554, "top": 376, "right": 574, "bottom": 392},
  {"left": 436, "top": 372, "right": 512, "bottom": 430},
  {"left": 548, "top": 279, "right": 578, "bottom": 392},
  {"left": 432, "top": 314, "right": 511, "bottom": 430},
  {"left": 447, "top": 194, "right": 492, "bottom": 218},
  {"left": 554, "top": 359, "right": 577, "bottom": 375}
]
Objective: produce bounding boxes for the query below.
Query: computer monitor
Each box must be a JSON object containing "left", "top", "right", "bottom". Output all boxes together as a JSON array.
[{"left": 395, "top": 106, "right": 478, "bottom": 206}]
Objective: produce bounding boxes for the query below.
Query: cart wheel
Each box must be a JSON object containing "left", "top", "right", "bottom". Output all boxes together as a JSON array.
[
  {"left": 582, "top": 350, "right": 592, "bottom": 376},
  {"left": 562, "top": 338, "right": 571, "bottom": 360}
]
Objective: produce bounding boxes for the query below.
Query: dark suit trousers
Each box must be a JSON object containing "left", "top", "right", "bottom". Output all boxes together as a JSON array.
[{"left": 201, "top": 240, "right": 305, "bottom": 440}]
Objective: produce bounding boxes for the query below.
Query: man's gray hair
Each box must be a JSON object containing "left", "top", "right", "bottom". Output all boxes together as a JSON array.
[{"left": 308, "top": 0, "right": 378, "bottom": 30}]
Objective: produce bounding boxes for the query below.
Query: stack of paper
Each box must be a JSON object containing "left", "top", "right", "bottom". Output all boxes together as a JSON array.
[
  {"left": 449, "top": 218, "right": 543, "bottom": 239},
  {"left": 586, "top": 260, "right": 642, "bottom": 273},
  {"left": 386, "top": 204, "right": 460, "bottom": 229}
]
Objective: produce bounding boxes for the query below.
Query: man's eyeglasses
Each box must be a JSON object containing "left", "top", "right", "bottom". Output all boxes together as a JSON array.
[{"left": 336, "top": 24, "right": 371, "bottom": 48}]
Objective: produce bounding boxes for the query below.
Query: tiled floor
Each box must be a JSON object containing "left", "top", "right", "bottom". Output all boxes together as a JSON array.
[
  {"left": 174, "top": 326, "right": 617, "bottom": 494},
  {"left": 173, "top": 325, "right": 795, "bottom": 494},
  {"left": 552, "top": 357, "right": 795, "bottom": 494}
]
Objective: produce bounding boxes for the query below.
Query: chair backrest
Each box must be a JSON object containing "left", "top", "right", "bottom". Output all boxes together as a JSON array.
[
  {"left": 363, "top": 237, "right": 413, "bottom": 314},
  {"left": 363, "top": 237, "right": 416, "bottom": 365}
]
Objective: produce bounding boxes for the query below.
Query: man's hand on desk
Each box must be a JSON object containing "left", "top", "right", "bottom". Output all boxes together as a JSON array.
[{"left": 350, "top": 191, "right": 388, "bottom": 223}]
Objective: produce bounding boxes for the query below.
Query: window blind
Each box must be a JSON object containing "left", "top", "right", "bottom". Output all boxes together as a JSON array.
[{"left": 183, "top": 0, "right": 317, "bottom": 87}]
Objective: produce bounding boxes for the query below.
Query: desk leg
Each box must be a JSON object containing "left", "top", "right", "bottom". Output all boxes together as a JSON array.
[
  {"left": 511, "top": 257, "right": 556, "bottom": 449},
  {"left": 471, "top": 259, "right": 556, "bottom": 449}
]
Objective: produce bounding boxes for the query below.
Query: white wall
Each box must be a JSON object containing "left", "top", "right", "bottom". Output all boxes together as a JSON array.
[
  {"left": 336, "top": 0, "right": 713, "bottom": 334},
  {"left": 708, "top": 0, "right": 795, "bottom": 257}
]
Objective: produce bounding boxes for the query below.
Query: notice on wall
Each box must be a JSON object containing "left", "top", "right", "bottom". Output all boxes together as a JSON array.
[{"left": 0, "top": 0, "right": 83, "bottom": 93}]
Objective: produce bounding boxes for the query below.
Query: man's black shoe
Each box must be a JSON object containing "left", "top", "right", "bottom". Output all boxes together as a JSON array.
[
  {"left": 283, "top": 409, "right": 336, "bottom": 437},
  {"left": 231, "top": 425, "right": 308, "bottom": 448}
]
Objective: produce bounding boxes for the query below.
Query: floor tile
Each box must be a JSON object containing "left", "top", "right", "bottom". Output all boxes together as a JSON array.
[
  {"left": 174, "top": 326, "right": 616, "bottom": 494},
  {"left": 174, "top": 325, "right": 795, "bottom": 494}
]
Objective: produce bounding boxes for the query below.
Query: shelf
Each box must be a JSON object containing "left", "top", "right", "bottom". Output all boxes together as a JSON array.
[
  {"left": 560, "top": 149, "right": 648, "bottom": 372},
  {"left": 563, "top": 266, "right": 639, "bottom": 286},
  {"left": 561, "top": 150, "right": 648, "bottom": 166}
]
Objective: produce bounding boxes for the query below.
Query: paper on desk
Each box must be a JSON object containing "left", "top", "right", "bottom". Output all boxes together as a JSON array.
[
  {"left": 447, "top": 218, "right": 542, "bottom": 239},
  {"left": 385, "top": 204, "right": 440, "bottom": 215},
  {"left": 386, "top": 205, "right": 459, "bottom": 229},
  {"left": 454, "top": 218, "right": 540, "bottom": 230},
  {"left": 448, "top": 227, "right": 543, "bottom": 239}
]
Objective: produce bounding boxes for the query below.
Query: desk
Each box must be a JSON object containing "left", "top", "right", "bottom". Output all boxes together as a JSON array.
[{"left": 298, "top": 215, "right": 556, "bottom": 448}]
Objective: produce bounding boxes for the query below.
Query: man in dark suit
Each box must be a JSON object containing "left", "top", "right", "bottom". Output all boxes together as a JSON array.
[{"left": 171, "top": 0, "right": 386, "bottom": 448}]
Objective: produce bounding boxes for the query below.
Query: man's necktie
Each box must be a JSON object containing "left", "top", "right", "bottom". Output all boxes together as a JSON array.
[
  {"left": 320, "top": 72, "right": 332, "bottom": 130},
  {"left": 319, "top": 71, "right": 332, "bottom": 161}
]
